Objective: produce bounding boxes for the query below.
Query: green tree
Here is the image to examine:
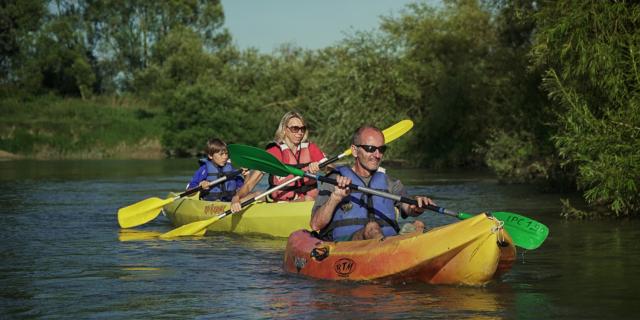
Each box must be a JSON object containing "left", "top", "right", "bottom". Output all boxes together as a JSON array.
[
  {"left": 0, "top": 0, "right": 47, "bottom": 95},
  {"left": 1, "top": 0, "right": 230, "bottom": 96},
  {"left": 381, "top": 0, "right": 508, "bottom": 166},
  {"left": 150, "top": 40, "right": 311, "bottom": 155},
  {"left": 83, "top": 0, "right": 230, "bottom": 92},
  {"left": 531, "top": 0, "right": 640, "bottom": 216},
  {"left": 475, "top": 0, "right": 560, "bottom": 185},
  {"left": 300, "top": 32, "right": 418, "bottom": 158}
]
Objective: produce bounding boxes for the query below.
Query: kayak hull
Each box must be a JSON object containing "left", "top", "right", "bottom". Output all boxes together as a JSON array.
[
  {"left": 162, "top": 193, "right": 313, "bottom": 237},
  {"left": 283, "top": 213, "right": 516, "bottom": 286}
]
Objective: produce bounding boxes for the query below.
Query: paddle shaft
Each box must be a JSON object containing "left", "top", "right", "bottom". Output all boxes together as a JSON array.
[
  {"left": 216, "top": 153, "right": 348, "bottom": 219},
  {"left": 175, "top": 169, "right": 243, "bottom": 199},
  {"left": 212, "top": 173, "right": 308, "bottom": 221},
  {"left": 305, "top": 173, "right": 462, "bottom": 218},
  {"left": 264, "top": 151, "right": 345, "bottom": 194}
]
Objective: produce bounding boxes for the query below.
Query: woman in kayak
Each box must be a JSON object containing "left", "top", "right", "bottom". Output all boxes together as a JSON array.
[
  {"left": 230, "top": 111, "right": 326, "bottom": 211},
  {"left": 311, "top": 125, "right": 434, "bottom": 241},
  {"left": 187, "top": 138, "right": 246, "bottom": 202}
]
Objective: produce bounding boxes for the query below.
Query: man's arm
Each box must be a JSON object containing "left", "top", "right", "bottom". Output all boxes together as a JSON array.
[
  {"left": 390, "top": 177, "right": 434, "bottom": 218},
  {"left": 310, "top": 174, "right": 351, "bottom": 231}
]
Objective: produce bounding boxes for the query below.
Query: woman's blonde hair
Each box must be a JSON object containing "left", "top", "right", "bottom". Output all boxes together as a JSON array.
[{"left": 274, "top": 111, "right": 309, "bottom": 143}]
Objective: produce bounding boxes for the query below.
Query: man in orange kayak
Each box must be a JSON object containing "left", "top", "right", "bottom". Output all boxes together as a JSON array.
[{"left": 311, "top": 125, "right": 434, "bottom": 241}]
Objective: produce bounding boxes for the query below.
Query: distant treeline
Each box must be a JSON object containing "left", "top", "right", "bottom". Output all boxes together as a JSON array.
[{"left": 1, "top": 0, "right": 638, "bottom": 217}]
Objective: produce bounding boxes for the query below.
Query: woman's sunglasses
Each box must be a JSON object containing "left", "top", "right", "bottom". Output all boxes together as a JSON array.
[
  {"left": 287, "top": 126, "right": 307, "bottom": 133},
  {"left": 357, "top": 144, "right": 387, "bottom": 154}
]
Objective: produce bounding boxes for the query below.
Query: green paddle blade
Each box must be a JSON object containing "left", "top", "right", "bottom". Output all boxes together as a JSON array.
[
  {"left": 457, "top": 211, "right": 549, "bottom": 250},
  {"left": 228, "top": 144, "right": 305, "bottom": 177},
  {"left": 491, "top": 211, "right": 549, "bottom": 250},
  {"left": 456, "top": 211, "right": 548, "bottom": 250}
]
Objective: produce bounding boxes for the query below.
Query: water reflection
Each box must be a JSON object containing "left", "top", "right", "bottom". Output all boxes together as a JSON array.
[
  {"left": 118, "top": 229, "right": 163, "bottom": 242},
  {"left": 263, "top": 281, "right": 514, "bottom": 319}
]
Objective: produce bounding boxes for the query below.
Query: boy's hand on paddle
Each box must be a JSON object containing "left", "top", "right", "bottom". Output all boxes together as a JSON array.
[{"left": 199, "top": 181, "right": 212, "bottom": 190}]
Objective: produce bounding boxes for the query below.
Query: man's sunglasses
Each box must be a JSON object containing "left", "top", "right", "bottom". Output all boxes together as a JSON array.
[
  {"left": 357, "top": 144, "right": 387, "bottom": 154},
  {"left": 287, "top": 126, "right": 307, "bottom": 133}
]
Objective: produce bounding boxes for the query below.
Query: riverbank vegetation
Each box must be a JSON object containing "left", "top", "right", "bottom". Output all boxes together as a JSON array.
[
  {"left": 0, "top": 95, "right": 163, "bottom": 159},
  {"left": 2, "top": 0, "right": 638, "bottom": 217}
]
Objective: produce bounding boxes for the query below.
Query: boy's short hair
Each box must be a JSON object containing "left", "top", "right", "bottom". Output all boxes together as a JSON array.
[{"left": 206, "top": 138, "right": 227, "bottom": 155}]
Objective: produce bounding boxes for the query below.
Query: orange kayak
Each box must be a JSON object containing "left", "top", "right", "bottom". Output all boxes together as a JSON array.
[{"left": 283, "top": 213, "right": 516, "bottom": 286}]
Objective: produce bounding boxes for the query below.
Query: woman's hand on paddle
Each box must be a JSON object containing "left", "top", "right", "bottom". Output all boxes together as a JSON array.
[
  {"left": 330, "top": 175, "right": 351, "bottom": 201},
  {"left": 199, "top": 180, "right": 212, "bottom": 190},
  {"left": 307, "top": 161, "right": 320, "bottom": 174},
  {"left": 230, "top": 195, "right": 242, "bottom": 213}
]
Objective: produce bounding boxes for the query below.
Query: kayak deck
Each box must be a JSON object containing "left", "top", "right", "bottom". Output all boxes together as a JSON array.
[{"left": 162, "top": 193, "right": 313, "bottom": 237}]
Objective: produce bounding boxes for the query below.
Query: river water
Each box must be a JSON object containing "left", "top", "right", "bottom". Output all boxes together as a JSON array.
[{"left": 1, "top": 160, "right": 639, "bottom": 319}]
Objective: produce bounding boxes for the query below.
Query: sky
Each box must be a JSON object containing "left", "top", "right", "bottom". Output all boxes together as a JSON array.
[{"left": 221, "top": 0, "right": 437, "bottom": 53}]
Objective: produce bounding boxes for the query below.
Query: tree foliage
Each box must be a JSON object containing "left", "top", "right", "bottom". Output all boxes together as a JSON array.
[
  {"left": 1, "top": 0, "right": 229, "bottom": 97},
  {"left": 531, "top": 0, "right": 640, "bottom": 216},
  {"left": 300, "top": 33, "right": 419, "bottom": 158},
  {"left": 378, "top": 0, "right": 549, "bottom": 167}
]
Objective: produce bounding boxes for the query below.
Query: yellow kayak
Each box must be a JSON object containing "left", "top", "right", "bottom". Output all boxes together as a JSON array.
[
  {"left": 283, "top": 213, "right": 516, "bottom": 286},
  {"left": 162, "top": 193, "right": 313, "bottom": 237}
]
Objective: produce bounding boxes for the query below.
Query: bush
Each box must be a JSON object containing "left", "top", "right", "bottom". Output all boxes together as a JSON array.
[{"left": 480, "top": 130, "right": 549, "bottom": 184}]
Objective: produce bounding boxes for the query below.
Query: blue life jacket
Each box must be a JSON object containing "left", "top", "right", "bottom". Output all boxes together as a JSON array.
[
  {"left": 324, "top": 166, "right": 399, "bottom": 241},
  {"left": 201, "top": 159, "right": 239, "bottom": 202}
]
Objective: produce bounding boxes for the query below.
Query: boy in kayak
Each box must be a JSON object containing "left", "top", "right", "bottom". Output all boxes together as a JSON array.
[
  {"left": 310, "top": 125, "right": 434, "bottom": 241},
  {"left": 230, "top": 111, "right": 325, "bottom": 211},
  {"left": 187, "top": 138, "right": 246, "bottom": 202}
]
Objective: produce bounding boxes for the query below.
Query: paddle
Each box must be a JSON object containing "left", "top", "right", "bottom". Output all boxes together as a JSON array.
[
  {"left": 117, "top": 169, "right": 242, "bottom": 228},
  {"left": 229, "top": 144, "right": 549, "bottom": 250},
  {"left": 158, "top": 120, "right": 415, "bottom": 238}
]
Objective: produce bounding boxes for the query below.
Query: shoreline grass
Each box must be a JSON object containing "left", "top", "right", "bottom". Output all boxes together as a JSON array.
[{"left": 1, "top": 96, "right": 165, "bottom": 159}]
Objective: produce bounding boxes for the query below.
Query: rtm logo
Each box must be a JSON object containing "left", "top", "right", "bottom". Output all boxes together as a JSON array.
[{"left": 334, "top": 258, "right": 356, "bottom": 277}]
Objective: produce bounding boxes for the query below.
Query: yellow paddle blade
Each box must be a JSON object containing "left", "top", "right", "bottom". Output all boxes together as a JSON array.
[
  {"left": 117, "top": 197, "right": 174, "bottom": 228},
  {"left": 159, "top": 215, "right": 220, "bottom": 239},
  {"left": 340, "top": 119, "right": 414, "bottom": 157}
]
